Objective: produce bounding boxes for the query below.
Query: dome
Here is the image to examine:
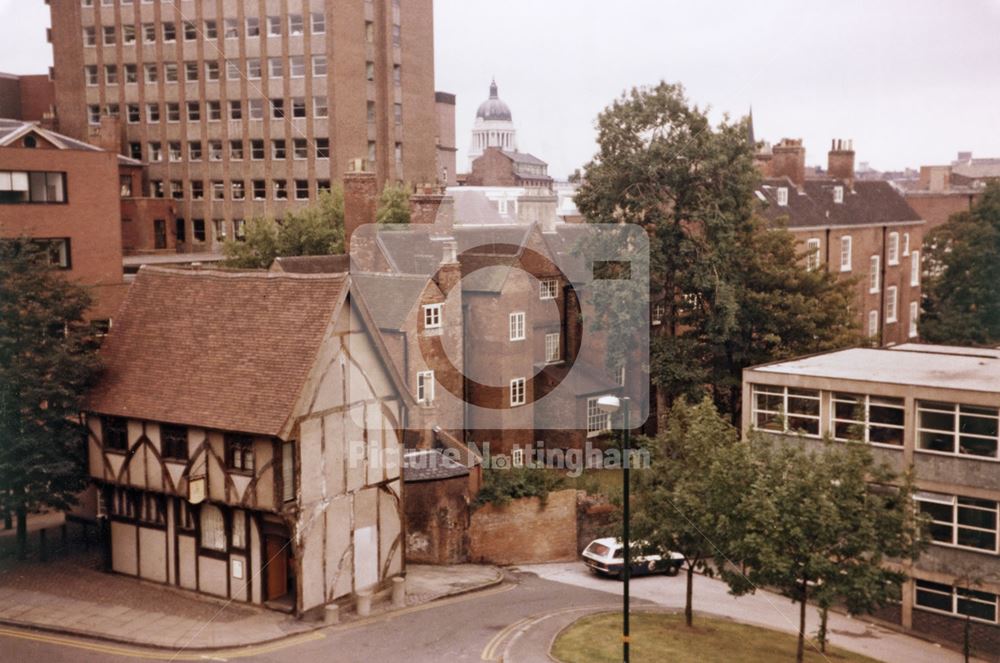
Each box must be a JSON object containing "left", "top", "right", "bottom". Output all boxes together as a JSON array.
[{"left": 475, "top": 79, "right": 512, "bottom": 122}]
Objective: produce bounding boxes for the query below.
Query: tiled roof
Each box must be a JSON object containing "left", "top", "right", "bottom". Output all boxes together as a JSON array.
[
  {"left": 352, "top": 273, "right": 429, "bottom": 330},
  {"left": 501, "top": 150, "right": 547, "bottom": 167},
  {"left": 0, "top": 118, "right": 104, "bottom": 152},
  {"left": 403, "top": 449, "right": 470, "bottom": 482},
  {"left": 271, "top": 254, "right": 351, "bottom": 274},
  {"left": 86, "top": 266, "right": 348, "bottom": 437},
  {"left": 756, "top": 177, "right": 923, "bottom": 229}
]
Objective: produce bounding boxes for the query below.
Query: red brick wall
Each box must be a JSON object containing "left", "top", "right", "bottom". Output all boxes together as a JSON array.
[
  {"left": 467, "top": 149, "right": 517, "bottom": 187},
  {"left": 911, "top": 609, "right": 1000, "bottom": 657},
  {"left": 16, "top": 75, "right": 56, "bottom": 122},
  {"left": 404, "top": 475, "right": 471, "bottom": 565},
  {"left": 0, "top": 145, "right": 125, "bottom": 320},
  {"left": 905, "top": 193, "right": 979, "bottom": 236},
  {"left": 468, "top": 488, "right": 578, "bottom": 564}
]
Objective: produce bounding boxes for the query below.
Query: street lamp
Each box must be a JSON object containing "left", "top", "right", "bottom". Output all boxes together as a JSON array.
[{"left": 597, "top": 394, "right": 631, "bottom": 663}]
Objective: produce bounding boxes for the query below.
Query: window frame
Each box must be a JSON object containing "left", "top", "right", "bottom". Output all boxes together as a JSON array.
[
  {"left": 869, "top": 255, "right": 881, "bottom": 293},
  {"left": 544, "top": 332, "right": 561, "bottom": 364},
  {"left": 915, "top": 580, "right": 998, "bottom": 625},
  {"left": 510, "top": 377, "right": 526, "bottom": 407},
  {"left": 888, "top": 232, "right": 900, "bottom": 265},
  {"left": 886, "top": 285, "right": 898, "bottom": 323},
  {"left": 831, "top": 393, "right": 904, "bottom": 448},
  {"left": 416, "top": 370, "right": 435, "bottom": 405},
  {"left": 914, "top": 492, "right": 999, "bottom": 554},
  {"left": 586, "top": 397, "right": 611, "bottom": 437},
  {"left": 805, "top": 238, "right": 821, "bottom": 271},
  {"left": 840, "top": 236, "right": 852, "bottom": 272},
  {"left": 916, "top": 401, "right": 999, "bottom": 461},
  {"left": 159, "top": 424, "right": 188, "bottom": 461},
  {"left": 751, "top": 384, "right": 822, "bottom": 438},
  {"left": 101, "top": 416, "right": 129, "bottom": 453},
  {"left": 422, "top": 303, "right": 442, "bottom": 330},
  {"left": 224, "top": 434, "right": 255, "bottom": 474},
  {"left": 540, "top": 278, "right": 559, "bottom": 300},
  {"left": 509, "top": 311, "right": 526, "bottom": 341}
]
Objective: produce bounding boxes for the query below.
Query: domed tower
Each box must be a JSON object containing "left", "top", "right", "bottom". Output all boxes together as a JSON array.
[{"left": 469, "top": 79, "right": 518, "bottom": 167}]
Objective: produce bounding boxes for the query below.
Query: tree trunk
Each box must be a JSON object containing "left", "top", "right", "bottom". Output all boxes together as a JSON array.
[
  {"left": 15, "top": 506, "right": 27, "bottom": 561},
  {"left": 685, "top": 564, "right": 695, "bottom": 627},
  {"left": 3, "top": 510, "right": 11, "bottom": 530},
  {"left": 797, "top": 581, "right": 808, "bottom": 663},
  {"left": 818, "top": 605, "right": 829, "bottom": 653}
]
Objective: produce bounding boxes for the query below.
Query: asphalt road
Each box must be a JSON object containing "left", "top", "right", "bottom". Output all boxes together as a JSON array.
[{"left": 0, "top": 570, "right": 630, "bottom": 663}]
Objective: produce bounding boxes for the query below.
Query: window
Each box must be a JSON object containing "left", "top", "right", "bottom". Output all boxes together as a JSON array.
[
  {"left": 209, "top": 141, "right": 223, "bottom": 161},
  {"left": 234, "top": 219, "right": 246, "bottom": 240},
  {"left": 880, "top": 289, "right": 898, "bottom": 328},
  {"left": 271, "top": 98, "right": 284, "bottom": 119},
  {"left": 417, "top": 370, "right": 434, "bottom": 404},
  {"left": 293, "top": 138, "right": 308, "bottom": 159},
  {"left": 511, "top": 448, "right": 524, "bottom": 468},
  {"left": 124, "top": 64, "right": 138, "bottom": 84},
  {"left": 805, "top": 238, "right": 821, "bottom": 271},
  {"left": 150, "top": 180, "right": 164, "bottom": 198},
  {"left": 104, "top": 64, "right": 118, "bottom": 85},
  {"left": 868, "top": 310, "right": 879, "bottom": 338},
  {"left": 190, "top": 180, "right": 204, "bottom": 200},
  {"left": 144, "top": 63, "right": 158, "bottom": 83},
  {"left": 911, "top": 251, "right": 920, "bottom": 287},
  {"left": 587, "top": 397, "right": 611, "bottom": 437},
  {"left": 888, "top": 232, "right": 900, "bottom": 265},
  {"left": 120, "top": 175, "right": 133, "bottom": 197},
  {"left": 246, "top": 17, "right": 260, "bottom": 37},
  {"left": 102, "top": 416, "right": 128, "bottom": 452},
  {"left": 170, "top": 181, "right": 183, "bottom": 200},
  {"left": 252, "top": 180, "right": 266, "bottom": 200},
  {"left": 290, "top": 56, "right": 305, "bottom": 78},
  {"left": 142, "top": 23, "right": 156, "bottom": 43},
  {"left": 776, "top": 186, "right": 788, "bottom": 206},
  {"left": 272, "top": 140, "right": 286, "bottom": 160},
  {"left": 268, "top": 57, "right": 283, "bottom": 78},
  {"left": 126, "top": 103, "right": 141, "bottom": 123},
  {"left": 316, "top": 138, "right": 330, "bottom": 159},
  {"left": 200, "top": 504, "right": 226, "bottom": 552},
  {"left": 183, "top": 21, "right": 197, "bottom": 41},
  {"left": 192, "top": 219, "right": 206, "bottom": 242},
  {"left": 147, "top": 141, "right": 163, "bottom": 162},
  {"left": 282, "top": 442, "right": 295, "bottom": 502},
  {"left": 232, "top": 180, "right": 246, "bottom": 201},
  {"left": 274, "top": 180, "right": 288, "bottom": 200},
  {"left": 840, "top": 236, "right": 852, "bottom": 272},
  {"left": 312, "top": 55, "right": 327, "bottom": 76},
  {"left": 227, "top": 60, "right": 240, "bottom": 80},
  {"left": 229, "top": 140, "right": 243, "bottom": 160},
  {"left": 267, "top": 15, "right": 281, "bottom": 36},
  {"left": 249, "top": 99, "right": 264, "bottom": 120},
  {"left": 160, "top": 425, "right": 188, "bottom": 460},
  {"left": 540, "top": 278, "right": 559, "bottom": 300},
  {"left": 166, "top": 102, "right": 180, "bottom": 122},
  {"left": 423, "top": 304, "right": 442, "bottom": 329},
  {"left": 289, "top": 14, "right": 304, "bottom": 36},
  {"left": 751, "top": 384, "right": 821, "bottom": 436},
  {"left": 214, "top": 219, "right": 228, "bottom": 240},
  {"left": 869, "top": 255, "right": 880, "bottom": 293},
  {"left": 295, "top": 180, "right": 309, "bottom": 200},
  {"left": 251, "top": 140, "right": 265, "bottom": 160},
  {"left": 314, "top": 96, "right": 329, "bottom": 118},
  {"left": 916, "top": 580, "right": 998, "bottom": 624},
  {"left": 186, "top": 101, "right": 200, "bottom": 121},
  {"left": 312, "top": 12, "right": 326, "bottom": 34},
  {"left": 292, "top": 97, "right": 306, "bottom": 118},
  {"left": 903, "top": 232, "right": 911, "bottom": 256},
  {"left": 510, "top": 377, "right": 526, "bottom": 407},
  {"left": 917, "top": 401, "right": 999, "bottom": 459},
  {"left": 103, "top": 25, "right": 116, "bottom": 45},
  {"left": 175, "top": 218, "right": 186, "bottom": 243},
  {"left": 212, "top": 181, "right": 225, "bottom": 201},
  {"left": 83, "top": 26, "right": 96, "bottom": 46},
  {"left": 162, "top": 22, "right": 176, "bottom": 42},
  {"left": 184, "top": 61, "right": 199, "bottom": 82},
  {"left": 909, "top": 302, "right": 919, "bottom": 338},
  {"left": 204, "top": 19, "right": 217, "bottom": 39},
  {"left": 832, "top": 393, "right": 904, "bottom": 446},
  {"left": 230, "top": 510, "right": 246, "bottom": 549},
  {"left": 833, "top": 185, "right": 844, "bottom": 204},
  {"left": 652, "top": 303, "right": 665, "bottom": 325},
  {"left": 509, "top": 312, "right": 525, "bottom": 341},
  {"left": 84, "top": 65, "right": 98, "bottom": 85},
  {"left": 545, "top": 333, "right": 560, "bottom": 363},
  {"left": 225, "top": 434, "right": 254, "bottom": 473},
  {"left": 138, "top": 493, "right": 165, "bottom": 526},
  {"left": 129, "top": 142, "right": 142, "bottom": 160},
  {"left": 207, "top": 101, "right": 222, "bottom": 121},
  {"left": 188, "top": 141, "right": 202, "bottom": 161},
  {"left": 247, "top": 58, "right": 261, "bottom": 79},
  {"left": 229, "top": 100, "right": 242, "bottom": 120},
  {"left": 224, "top": 18, "right": 239, "bottom": 39},
  {"left": 915, "top": 492, "right": 998, "bottom": 553}
]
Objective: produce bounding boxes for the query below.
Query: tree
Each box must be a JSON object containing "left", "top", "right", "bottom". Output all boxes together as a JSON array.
[
  {"left": 631, "top": 398, "right": 754, "bottom": 626},
  {"left": 709, "top": 219, "right": 859, "bottom": 422},
  {"left": 376, "top": 182, "right": 412, "bottom": 225},
  {"left": 0, "top": 240, "right": 101, "bottom": 559},
  {"left": 921, "top": 182, "right": 1000, "bottom": 345},
  {"left": 222, "top": 186, "right": 345, "bottom": 269},
  {"left": 575, "top": 82, "right": 856, "bottom": 429},
  {"left": 723, "top": 438, "right": 922, "bottom": 663}
]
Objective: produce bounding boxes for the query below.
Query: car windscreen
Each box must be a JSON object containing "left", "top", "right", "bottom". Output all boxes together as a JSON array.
[{"left": 585, "top": 542, "right": 611, "bottom": 557}]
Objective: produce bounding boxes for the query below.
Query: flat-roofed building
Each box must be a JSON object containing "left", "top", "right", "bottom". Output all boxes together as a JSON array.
[{"left": 743, "top": 343, "right": 1000, "bottom": 655}]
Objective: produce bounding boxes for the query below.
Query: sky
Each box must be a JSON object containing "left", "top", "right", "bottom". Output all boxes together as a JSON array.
[{"left": 3, "top": 0, "right": 999, "bottom": 178}]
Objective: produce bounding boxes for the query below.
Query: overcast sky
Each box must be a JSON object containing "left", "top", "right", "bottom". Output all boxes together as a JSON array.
[{"left": 3, "top": 0, "right": 999, "bottom": 178}]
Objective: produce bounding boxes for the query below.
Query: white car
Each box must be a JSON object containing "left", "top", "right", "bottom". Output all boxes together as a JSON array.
[{"left": 582, "top": 537, "right": 684, "bottom": 579}]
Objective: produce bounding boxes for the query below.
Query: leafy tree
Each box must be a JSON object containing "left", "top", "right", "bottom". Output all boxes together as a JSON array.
[
  {"left": 723, "top": 438, "right": 923, "bottom": 663},
  {"left": 222, "top": 187, "right": 345, "bottom": 268},
  {"left": 575, "top": 82, "right": 856, "bottom": 428},
  {"left": 631, "top": 398, "right": 754, "bottom": 626},
  {"left": 473, "top": 465, "right": 565, "bottom": 508},
  {"left": 376, "top": 182, "right": 412, "bottom": 225},
  {"left": 921, "top": 182, "right": 1000, "bottom": 345},
  {"left": 0, "top": 240, "right": 101, "bottom": 559}
]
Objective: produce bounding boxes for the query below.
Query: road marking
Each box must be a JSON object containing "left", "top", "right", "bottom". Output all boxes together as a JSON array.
[
  {"left": 0, "top": 626, "right": 325, "bottom": 661},
  {"left": 481, "top": 605, "right": 614, "bottom": 661},
  {"left": 481, "top": 618, "right": 530, "bottom": 661}
]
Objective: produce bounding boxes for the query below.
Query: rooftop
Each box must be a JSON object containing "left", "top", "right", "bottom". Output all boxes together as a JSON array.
[
  {"left": 87, "top": 266, "right": 349, "bottom": 437},
  {"left": 749, "top": 344, "right": 1000, "bottom": 394},
  {"left": 0, "top": 118, "right": 102, "bottom": 152},
  {"left": 756, "top": 177, "right": 922, "bottom": 229}
]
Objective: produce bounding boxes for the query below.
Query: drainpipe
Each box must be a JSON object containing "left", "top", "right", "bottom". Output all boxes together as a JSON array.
[{"left": 880, "top": 226, "right": 888, "bottom": 346}]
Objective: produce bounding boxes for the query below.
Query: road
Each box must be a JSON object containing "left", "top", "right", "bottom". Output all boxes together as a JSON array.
[{"left": 0, "top": 563, "right": 977, "bottom": 663}]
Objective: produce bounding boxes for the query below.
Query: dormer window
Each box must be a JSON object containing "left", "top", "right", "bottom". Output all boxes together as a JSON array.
[
  {"left": 833, "top": 186, "right": 844, "bottom": 204},
  {"left": 776, "top": 187, "right": 789, "bottom": 206}
]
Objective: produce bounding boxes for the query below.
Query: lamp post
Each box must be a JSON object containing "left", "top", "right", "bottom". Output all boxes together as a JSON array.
[{"left": 597, "top": 394, "right": 631, "bottom": 663}]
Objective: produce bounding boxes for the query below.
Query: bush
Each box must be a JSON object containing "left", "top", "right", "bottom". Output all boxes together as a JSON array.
[{"left": 473, "top": 466, "right": 565, "bottom": 508}]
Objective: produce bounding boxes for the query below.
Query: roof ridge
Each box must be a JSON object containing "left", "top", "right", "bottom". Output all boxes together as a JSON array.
[{"left": 140, "top": 265, "right": 348, "bottom": 280}]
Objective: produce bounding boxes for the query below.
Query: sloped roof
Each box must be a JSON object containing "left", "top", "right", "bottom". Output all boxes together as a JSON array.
[
  {"left": 756, "top": 177, "right": 922, "bottom": 229},
  {"left": 451, "top": 189, "right": 510, "bottom": 226},
  {"left": 403, "top": 449, "right": 470, "bottom": 482},
  {"left": 501, "top": 151, "right": 547, "bottom": 167},
  {"left": 271, "top": 254, "right": 351, "bottom": 274},
  {"left": 0, "top": 118, "right": 104, "bottom": 152},
  {"left": 352, "top": 273, "right": 429, "bottom": 330},
  {"left": 86, "top": 267, "right": 349, "bottom": 437}
]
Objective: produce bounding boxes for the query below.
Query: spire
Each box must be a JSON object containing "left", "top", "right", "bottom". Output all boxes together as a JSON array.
[
  {"left": 490, "top": 77, "right": 498, "bottom": 99},
  {"left": 747, "top": 106, "right": 756, "bottom": 148}
]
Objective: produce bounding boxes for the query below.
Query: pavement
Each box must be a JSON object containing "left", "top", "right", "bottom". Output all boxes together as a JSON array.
[
  {"left": 0, "top": 553, "right": 501, "bottom": 652},
  {"left": 516, "top": 562, "right": 986, "bottom": 663}
]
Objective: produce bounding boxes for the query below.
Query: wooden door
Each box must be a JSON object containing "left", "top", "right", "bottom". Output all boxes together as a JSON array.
[{"left": 265, "top": 537, "right": 288, "bottom": 600}]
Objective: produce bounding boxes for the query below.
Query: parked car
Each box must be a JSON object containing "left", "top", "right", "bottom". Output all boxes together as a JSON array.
[{"left": 582, "top": 537, "right": 684, "bottom": 579}]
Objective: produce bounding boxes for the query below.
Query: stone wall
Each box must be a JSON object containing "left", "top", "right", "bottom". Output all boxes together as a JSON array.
[{"left": 468, "top": 489, "right": 578, "bottom": 565}]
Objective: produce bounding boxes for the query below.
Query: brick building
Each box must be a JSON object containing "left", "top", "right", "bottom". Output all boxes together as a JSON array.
[
  {"left": 466, "top": 147, "right": 552, "bottom": 188},
  {"left": 0, "top": 118, "right": 128, "bottom": 322},
  {"left": 902, "top": 157, "right": 993, "bottom": 237},
  {"left": 0, "top": 72, "right": 57, "bottom": 125},
  {"left": 756, "top": 138, "right": 925, "bottom": 346},
  {"left": 744, "top": 344, "right": 1000, "bottom": 657},
  {"left": 47, "top": 0, "right": 442, "bottom": 253},
  {"left": 435, "top": 91, "right": 457, "bottom": 186},
  {"left": 85, "top": 266, "right": 412, "bottom": 616}
]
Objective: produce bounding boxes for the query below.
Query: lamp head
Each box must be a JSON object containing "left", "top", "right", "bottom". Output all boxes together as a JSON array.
[{"left": 596, "top": 395, "right": 621, "bottom": 414}]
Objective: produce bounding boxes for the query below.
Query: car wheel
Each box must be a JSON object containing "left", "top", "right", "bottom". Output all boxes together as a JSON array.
[{"left": 664, "top": 563, "right": 681, "bottom": 577}]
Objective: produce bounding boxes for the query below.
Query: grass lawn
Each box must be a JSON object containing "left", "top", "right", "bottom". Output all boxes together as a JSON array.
[{"left": 551, "top": 611, "right": 882, "bottom": 663}]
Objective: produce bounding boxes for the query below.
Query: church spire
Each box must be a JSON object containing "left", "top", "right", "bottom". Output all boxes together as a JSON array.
[
  {"left": 747, "top": 106, "right": 757, "bottom": 148},
  {"left": 490, "top": 77, "right": 498, "bottom": 99}
]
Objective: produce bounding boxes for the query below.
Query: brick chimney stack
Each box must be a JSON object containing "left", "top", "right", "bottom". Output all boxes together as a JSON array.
[
  {"left": 828, "top": 139, "right": 856, "bottom": 189},
  {"left": 433, "top": 240, "right": 461, "bottom": 295},
  {"left": 770, "top": 138, "right": 806, "bottom": 189},
  {"left": 410, "top": 184, "right": 455, "bottom": 228},
  {"left": 343, "top": 159, "right": 377, "bottom": 253}
]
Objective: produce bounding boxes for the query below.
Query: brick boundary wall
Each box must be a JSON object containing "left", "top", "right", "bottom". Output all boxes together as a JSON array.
[{"left": 468, "top": 489, "right": 578, "bottom": 565}]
